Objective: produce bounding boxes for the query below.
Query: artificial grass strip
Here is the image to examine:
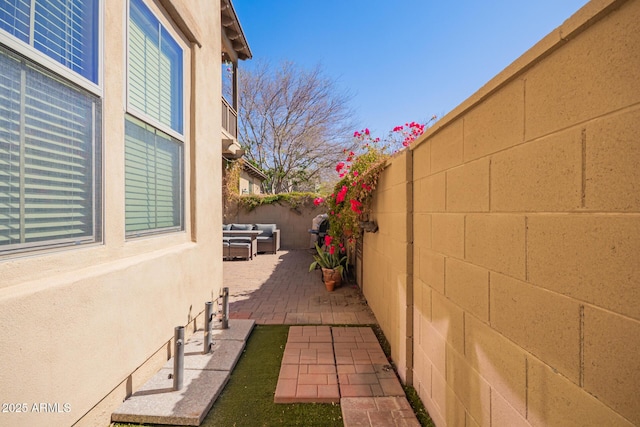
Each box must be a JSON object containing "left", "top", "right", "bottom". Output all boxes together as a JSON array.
[
  {"left": 201, "top": 325, "right": 342, "bottom": 427},
  {"left": 114, "top": 324, "right": 433, "bottom": 427}
]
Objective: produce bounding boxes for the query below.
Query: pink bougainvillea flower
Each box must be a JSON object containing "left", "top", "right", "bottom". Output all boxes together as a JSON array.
[
  {"left": 353, "top": 131, "right": 361, "bottom": 138},
  {"left": 324, "top": 235, "right": 333, "bottom": 247},
  {"left": 336, "top": 186, "right": 348, "bottom": 203},
  {"left": 353, "top": 171, "right": 359, "bottom": 177},
  {"left": 393, "top": 125, "right": 403, "bottom": 132},
  {"left": 313, "top": 197, "right": 324, "bottom": 206},
  {"left": 336, "top": 162, "right": 345, "bottom": 173},
  {"left": 365, "top": 128, "right": 370, "bottom": 135},
  {"left": 350, "top": 199, "right": 362, "bottom": 214},
  {"left": 329, "top": 245, "right": 336, "bottom": 255}
]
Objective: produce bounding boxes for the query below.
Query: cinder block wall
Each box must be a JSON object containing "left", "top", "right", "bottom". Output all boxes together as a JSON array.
[
  {"left": 364, "top": 0, "right": 640, "bottom": 425},
  {"left": 363, "top": 152, "right": 413, "bottom": 382}
]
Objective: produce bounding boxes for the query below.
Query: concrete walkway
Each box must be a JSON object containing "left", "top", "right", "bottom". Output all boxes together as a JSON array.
[{"left": 225, "top": 250, "right": 421, "bottom": 427}]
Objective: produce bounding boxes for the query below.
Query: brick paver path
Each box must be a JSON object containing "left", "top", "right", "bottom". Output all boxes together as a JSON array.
[
  {"left": 224, "top": 249, "right": 377, "bottom": 325},
  {"left": 274, "top": 326, "right": 420, "bottom": 426},
  {"left": 224, "top": 250, "right": 420, "bottom": 426}
]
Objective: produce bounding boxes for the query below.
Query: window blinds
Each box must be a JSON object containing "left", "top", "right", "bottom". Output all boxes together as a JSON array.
[
  {"left": 128, "top": 0, "right": 182, "bottom": 134},
  {"left": 0, "top": 0, "right": 99, "bottom": 83},
  {"left": 125, "top": 115, "right": 182, "bottom": 235},
  {"left": 0, "top": 47, "right": 101, "bottom": 249}
]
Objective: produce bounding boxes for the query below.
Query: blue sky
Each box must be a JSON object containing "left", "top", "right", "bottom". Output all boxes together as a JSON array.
[{"left": 233, "top": 0, "right": 589, "bottom": 135}]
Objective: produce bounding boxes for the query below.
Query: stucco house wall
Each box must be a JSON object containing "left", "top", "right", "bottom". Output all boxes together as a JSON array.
[
  {"left": 239, "top": 170, "right": 264, "bottom": 195},
  {"left": 363, "top": 0, "right": 639, "bottom": 425},
  {"left": 0, "top": 1, "right": 228, "bottom": 426}
]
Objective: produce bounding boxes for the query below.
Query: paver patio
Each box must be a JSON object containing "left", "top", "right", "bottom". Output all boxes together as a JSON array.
[
  {"left": 224, "top": 250, "right": 421, "bottom": 426},
  {"left": 225, "top": 249, "right": 377, "bottom": 325}
]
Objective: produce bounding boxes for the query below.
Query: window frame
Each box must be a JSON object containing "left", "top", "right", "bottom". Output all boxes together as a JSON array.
[
  {"left": 125, "top": 0, "right": 185, "bottom": 141},
  {"left": 124, "top": 0, "right": 186, "bottom": 238},
  {"left": 124, "top": 114, "right": 183, "bottom": 238},
  {"left": 0, "top": 0, "right": 104, "bottom": 256},
  {"left": 0, "top": 0, "right": 103, "bottom": 97}
]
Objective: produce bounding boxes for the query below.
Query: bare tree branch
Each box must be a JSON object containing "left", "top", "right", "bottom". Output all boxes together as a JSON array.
[{"left": 238, "top": 61, "right": 357, "bottom": 193}]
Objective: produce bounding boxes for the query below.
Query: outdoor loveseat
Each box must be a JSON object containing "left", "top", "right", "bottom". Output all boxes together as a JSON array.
[{"left": 223, "top": 223, "right": 280, "bottom": 260}]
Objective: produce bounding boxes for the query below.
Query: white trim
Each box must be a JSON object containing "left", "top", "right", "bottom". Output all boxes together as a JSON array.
[
  {"left": 0, "top": 31, "right": 102, "bottom": 96},
  {"left": 0, "top": 0, "right": 105, "bottom": 257},
  {"left": 125, "top": 0, "right": 186, "bottom": 140},
  {"left": 98, "top": 0, "right": 105, "bottom": 95},
  {"left": 0, "top": 45, "right": 103, "bottom": 256},
  {"left": 126, "top": 108, "right": 185, "bottom": 142}
]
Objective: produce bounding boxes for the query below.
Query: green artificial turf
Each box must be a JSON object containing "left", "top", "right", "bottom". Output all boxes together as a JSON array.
[
  {"left": 201, "top": 325, "right": 342, "bottom": 427},
  {"left": 114, "top": 324, "right": 434, "bottom": 427}
]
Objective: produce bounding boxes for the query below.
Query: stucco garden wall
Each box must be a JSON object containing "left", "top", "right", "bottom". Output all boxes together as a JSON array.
[
  {"left": 225, "top": 202, "right": 325, "bottom": 250},
  {"left": 0, "top": 1, "right": 224, "bottom": 426},
  {"left": 363, "top": 0, "right": 640, "bottom": 425}
]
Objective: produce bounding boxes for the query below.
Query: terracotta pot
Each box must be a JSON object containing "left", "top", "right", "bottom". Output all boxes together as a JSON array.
[{"left": 321, "top": 267, "right": 342, "bottom": 291}]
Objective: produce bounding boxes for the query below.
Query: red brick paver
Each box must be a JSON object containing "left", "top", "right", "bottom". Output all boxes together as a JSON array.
[
  {"left": 275, "top": 326, "right": 340, "bottom": 403},
  {"left": 341, "top": 397, "right": 421, "bottom": 427},
  {"left": 332, "top": 327, "right": 404, "bottom": 398},
  {"left": 274, "top": 327, "right": 407, "bottom": 408}
]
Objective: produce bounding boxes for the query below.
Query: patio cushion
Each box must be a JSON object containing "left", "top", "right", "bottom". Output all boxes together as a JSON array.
[
  {"left": 231, "top": 223, "right": 254, "bottom": 231},
  {"left": 254, "top": 223, "right": 276, "bottom": 237},
  {"left": 223, "top": 224, "right": 231, "bottom": 231}
]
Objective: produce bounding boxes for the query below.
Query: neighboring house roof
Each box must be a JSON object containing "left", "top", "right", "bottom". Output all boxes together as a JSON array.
[
  {"left": 221, "top": 0, "right": 252, "bottom": 60},
  {"left": 243, "top": 160, "right": 267, "bottom": 181},
  {"left": 223, "top": 156, "right": 267, "bottom": 181}
]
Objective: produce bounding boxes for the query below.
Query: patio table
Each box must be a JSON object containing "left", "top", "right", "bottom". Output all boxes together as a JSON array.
[{"left": 223, "top": 230, "right": 260, "bottom": 259}]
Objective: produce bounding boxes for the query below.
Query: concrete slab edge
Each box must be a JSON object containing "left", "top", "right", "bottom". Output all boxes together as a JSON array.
[{"left": 111, "top": 319, "right": 255, "bottom": 426}]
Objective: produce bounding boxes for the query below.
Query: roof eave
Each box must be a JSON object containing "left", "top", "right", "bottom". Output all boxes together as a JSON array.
[{"left": 221, "top": 0, "right": 252, "bottom": 60}]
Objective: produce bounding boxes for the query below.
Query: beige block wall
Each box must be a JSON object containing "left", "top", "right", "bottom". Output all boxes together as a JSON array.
[
  {"left": 0, "top": 1, "right": 224, "bottom": 426},
  {"left": 364, "top": 0, "right": 640, "bottom": 425},
  {"left": 363, "top": 151, "right": 413, "bottom": 382}
]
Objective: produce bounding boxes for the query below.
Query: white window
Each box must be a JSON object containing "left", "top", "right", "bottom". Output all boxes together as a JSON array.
[
  {"left": 0, "top": 0, "right": 102, "bottom": 254},
  {"left": 0, "top": 0, "right": 100, "bottom": 84},
  {"left": 125, "top": 0, "right": 183, "bottom": 236}
]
